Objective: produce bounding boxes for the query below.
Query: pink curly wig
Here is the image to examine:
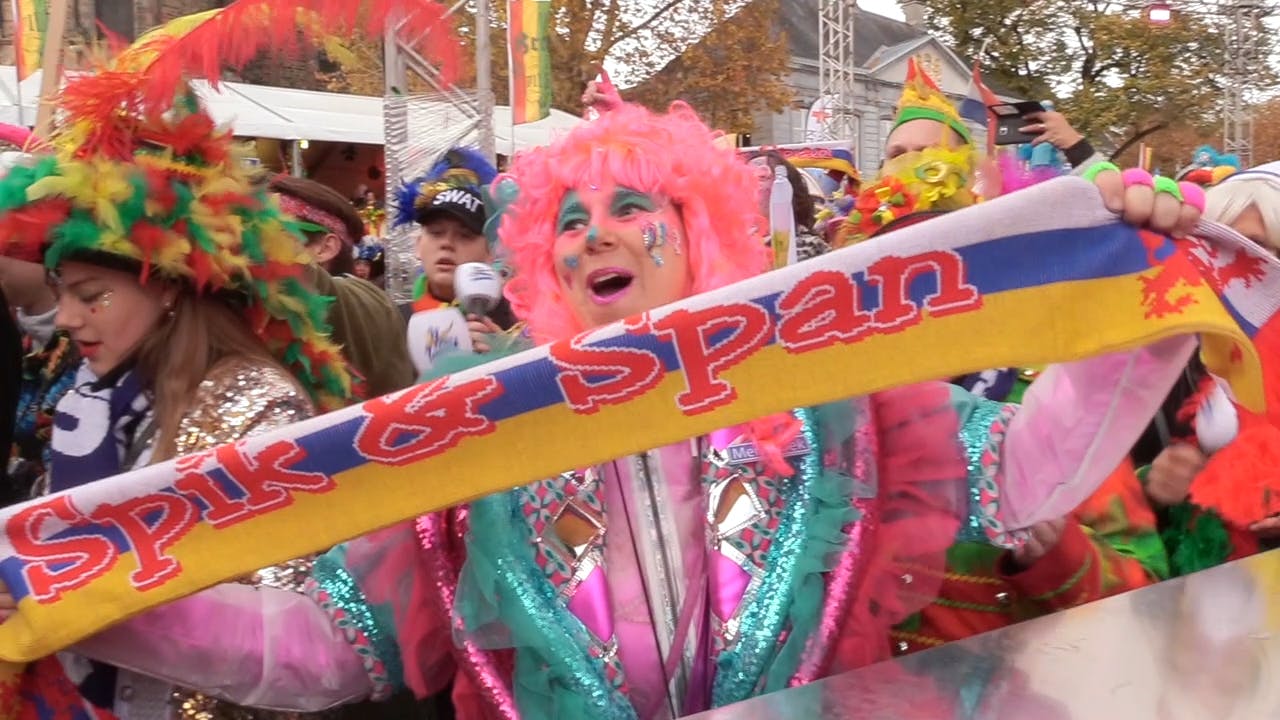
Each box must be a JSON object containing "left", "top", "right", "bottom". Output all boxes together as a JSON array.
[{"left": 499, "top": 101, "right": 769, "bottom": 343}]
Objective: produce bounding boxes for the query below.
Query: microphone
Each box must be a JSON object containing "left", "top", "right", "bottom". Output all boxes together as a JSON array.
[
  {"left": 1195, "top": 377, "right": 1239, "bottom": 454},
  {"left": 454, "top": 262, "right": 503, "bottom": 318}
]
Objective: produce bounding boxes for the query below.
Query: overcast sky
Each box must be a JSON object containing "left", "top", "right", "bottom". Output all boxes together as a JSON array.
[{"left": 858, "top": 0, "right": 905, "bottom": 21}]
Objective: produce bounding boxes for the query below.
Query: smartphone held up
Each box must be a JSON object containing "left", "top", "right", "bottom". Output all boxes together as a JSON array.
[{"left": 989, "top": 101, "right": 1048, "bottom": 146}]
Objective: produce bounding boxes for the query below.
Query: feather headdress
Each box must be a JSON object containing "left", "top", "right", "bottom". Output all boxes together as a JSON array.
[
  {"left": 394, "top": 146, "right": 497, "bottom": 228},
  {"left": 107, "top": 0, "right": 461, "bottom": 111},
  {"left": 0, "top": 70, "right": 353, "bottom": 410}
]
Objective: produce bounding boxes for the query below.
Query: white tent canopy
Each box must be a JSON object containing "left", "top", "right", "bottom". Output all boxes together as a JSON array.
[{"left": 0, "top": 66, "right": 580, "bottom": 153}]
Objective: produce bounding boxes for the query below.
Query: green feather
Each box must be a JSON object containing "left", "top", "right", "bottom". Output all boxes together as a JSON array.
[
  {"left": 45, "top": 210, "right": 108, "bottom": 269},
  {"left": 169, "top": 180, "right": 195, "bottom": 227},
  {"left": 118, "top": 174, "right": 149, "bottom": 231},
  {"left": 1162, "top": 502, "right": 1232, "bottom": 576},
  {"left": 239, "top": 218, "right": 267, "bottom": 264},
  {"left": 0, "top": 159, "right": 55, "bottom": 210},
  {"left": 186, "top": 213, "right": 217, "bottom": 254},
  {"left": 288, "top": 341, "right": 313, "bottom": 375}
]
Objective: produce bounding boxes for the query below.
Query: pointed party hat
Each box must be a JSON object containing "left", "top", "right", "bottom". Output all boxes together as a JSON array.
[{"left": 893, "top": 57, "right": 972, "bottom": 146}]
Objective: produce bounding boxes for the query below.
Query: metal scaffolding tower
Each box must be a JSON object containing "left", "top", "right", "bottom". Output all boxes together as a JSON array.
[
  {"left": 1221, "top": 0, "right": 1268, "bottom": 167},
  {"left": 383, "top": 1, "right": 494, "bottom": 158},
  {"left": 817, "top": 0, "right": 858, "bottom": 142},
  {"left": 382, "top": 2, "right": 496, "bottom": 303}
]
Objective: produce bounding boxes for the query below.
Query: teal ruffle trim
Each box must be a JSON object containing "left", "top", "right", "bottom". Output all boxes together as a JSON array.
[
  {"left": 712, "top": 406, "right": 860, "bottom": 705},
  {"left": 456, "top": 490, "right": 635, "bottom": 720},
  {"left": 762, "top": 406, "right": 860, "bottom": 694},
  {"left": 311, "top": 551, "right": 406, "bottom": 691}
]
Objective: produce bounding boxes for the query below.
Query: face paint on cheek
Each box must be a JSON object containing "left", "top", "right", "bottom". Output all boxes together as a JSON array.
[
  {"left": 563, "top": 254, "right": 580, "bottom": 270},
  {"left": 664, "top": 223, "right": 682, "bottom": 256},
  {"left": 642, "top": 223, "right": 668, "bottom": 267}
]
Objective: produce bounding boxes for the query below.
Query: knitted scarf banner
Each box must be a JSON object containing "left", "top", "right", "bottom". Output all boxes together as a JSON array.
[{"left": 0, "top": 177, "right": 1276, "bottom": 671}]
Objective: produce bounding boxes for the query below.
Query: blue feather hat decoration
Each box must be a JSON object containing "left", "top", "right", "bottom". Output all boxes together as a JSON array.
[{"left": 394, "top": 146, "right": 498, "bottom": 229}]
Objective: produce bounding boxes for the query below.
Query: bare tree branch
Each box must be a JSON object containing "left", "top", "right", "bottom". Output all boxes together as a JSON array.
[
  {"left": 607, "top": 0, "right": 688, "bottom": 49},
  {"left": 1110, "top": 122, "right": 1168, "bottom": 159}
]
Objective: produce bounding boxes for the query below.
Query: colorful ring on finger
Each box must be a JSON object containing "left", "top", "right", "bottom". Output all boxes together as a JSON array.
[
  {"left": 1177, "top": 181, "right": 1207, "bottom": 213},
  {"left": 1153, "top": 176, "right": 1183, "bottom": 201},
  {"left": 1121, "top": 168, "right": 1155, "bottom": 188},
  {"left": 1081, "top": 161, "right": 1120, "bottom": 183}
]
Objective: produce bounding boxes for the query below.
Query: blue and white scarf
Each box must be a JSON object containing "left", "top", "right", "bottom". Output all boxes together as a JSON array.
[
  {"left": 46, "top": 363, "right": 152, "bottom": 709},
  {"left": 48, "top": 365, "right": 152, "bottom": 493}
]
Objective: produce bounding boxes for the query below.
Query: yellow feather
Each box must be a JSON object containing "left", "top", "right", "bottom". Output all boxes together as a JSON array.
[
  {"left": 25, "top": 175, "right": 72, "bottom": 203},
  {"left": 95, "top": 199, "right": 125, "bottom": 235},
  {"left": 112, "top": 9, "right": 225, "bottom": 73}
]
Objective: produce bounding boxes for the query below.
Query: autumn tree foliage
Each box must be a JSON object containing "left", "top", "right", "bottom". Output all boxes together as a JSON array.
[
  {"left": 1249, "top": 96, "right": 1280, "bottom": 165},
  {"left": 923, "top": 0, "right": 1277, "bottom": 161},
  {"left": 625, "top": 0, "right": 793, "bottom": 133},
  {"left": 321, "top": 0, "right": 793, "bottom": 130}
]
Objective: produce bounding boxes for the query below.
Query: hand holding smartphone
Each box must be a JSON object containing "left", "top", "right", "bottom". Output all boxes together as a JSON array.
[{"left": 989, "top": 101, "right": 1048, "bottom": 146}]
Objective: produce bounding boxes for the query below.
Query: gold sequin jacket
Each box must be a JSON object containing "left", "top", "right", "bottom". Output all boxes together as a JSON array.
[{"left": 114, "top": 357, "right": 323, "bottom": 720}]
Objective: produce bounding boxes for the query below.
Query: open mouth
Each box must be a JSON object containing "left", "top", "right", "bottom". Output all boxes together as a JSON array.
[
  {"left": 76, "top": 340, "right": 102, "bottom": 359},
  {"left": 587, "top": 268, "right": 634, "bottom": 304}
]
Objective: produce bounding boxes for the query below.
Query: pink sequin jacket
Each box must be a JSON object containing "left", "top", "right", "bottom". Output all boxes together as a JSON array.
[{"left": 73, "top": 338, "right": 1194, "bottom": 719}]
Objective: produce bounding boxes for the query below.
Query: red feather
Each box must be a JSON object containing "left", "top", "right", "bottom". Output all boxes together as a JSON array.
[
  {"left": 0, "top": 199, "right": 73, "bottom": 262},
  {"left": 131, "top": 222, "right": 170, "bottom": 283},
  {"left": 56, "top": 70, "right": 156, "bottom": 160},
  {"left": 120, "top": 0, "right": 462, "bottom": 112}
]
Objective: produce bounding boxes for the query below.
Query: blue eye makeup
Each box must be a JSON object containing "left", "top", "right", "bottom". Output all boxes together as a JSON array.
[
  {"left": 557, "top": 191, "right": 589, "bottom": 234},
  {"left": 611, "top": 188, "right": 657, "bottom": 217}
]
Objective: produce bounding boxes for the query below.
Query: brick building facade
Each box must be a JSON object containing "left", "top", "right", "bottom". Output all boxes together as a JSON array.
[{"left": 0, "top": 0, "right": 321, "bottom": 89}]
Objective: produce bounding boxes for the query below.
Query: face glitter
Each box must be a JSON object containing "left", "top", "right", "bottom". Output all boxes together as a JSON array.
[
  {"left": 666, "top": 224, "right": 683, "bottom": 256},
  {"left": 642, "top": 222, "right": 667, "bottom": 267},
  {"left": 89, "top": 290, "right": 114, "bottom": 314},
  {"left": 563, "top": 254, "right": 580, "bottom": 270}
]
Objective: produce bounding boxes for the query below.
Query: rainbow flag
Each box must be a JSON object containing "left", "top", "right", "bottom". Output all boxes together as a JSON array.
[
  {"left": 508, "top": 0, "right": 552, "bottom": 124},
  {"left": 0, "top": 177, "right": 1277, "bottom": 671},
  {"left": 13, "top": 0, "right": 47, "bottom": 81}
]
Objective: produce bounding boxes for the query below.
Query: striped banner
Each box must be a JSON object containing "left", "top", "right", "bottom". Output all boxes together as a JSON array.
[
  {"left": 12, "top": 0, "right": 47, "bottom": 81},
  {"left": 0, "top": 177, "right": 1277, "bottom": 664},
  {"left": 507, "top": 0, "right": 552, "bottom": 124}
]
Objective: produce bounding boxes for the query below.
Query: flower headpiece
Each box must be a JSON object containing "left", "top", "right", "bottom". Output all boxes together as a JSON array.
[
  {"left": 893, "top": 57, "right": 972, "bottom": 146},
  {"left": 0, "top": 70, "right": 352, "bottom": 410},
  {"left": 833, "top": 144, "right": 976, "bottom": 247},
  {"left": 394, "top": 146, "right": 497, "bottom": 230},
  {"left": 1177, "top": 145, "right": 1242, "bottom": 187}
]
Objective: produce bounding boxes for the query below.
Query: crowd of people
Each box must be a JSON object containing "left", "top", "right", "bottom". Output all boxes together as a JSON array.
[{"left": 0, "top": 41, "right": 1276, "bottom": 720}]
